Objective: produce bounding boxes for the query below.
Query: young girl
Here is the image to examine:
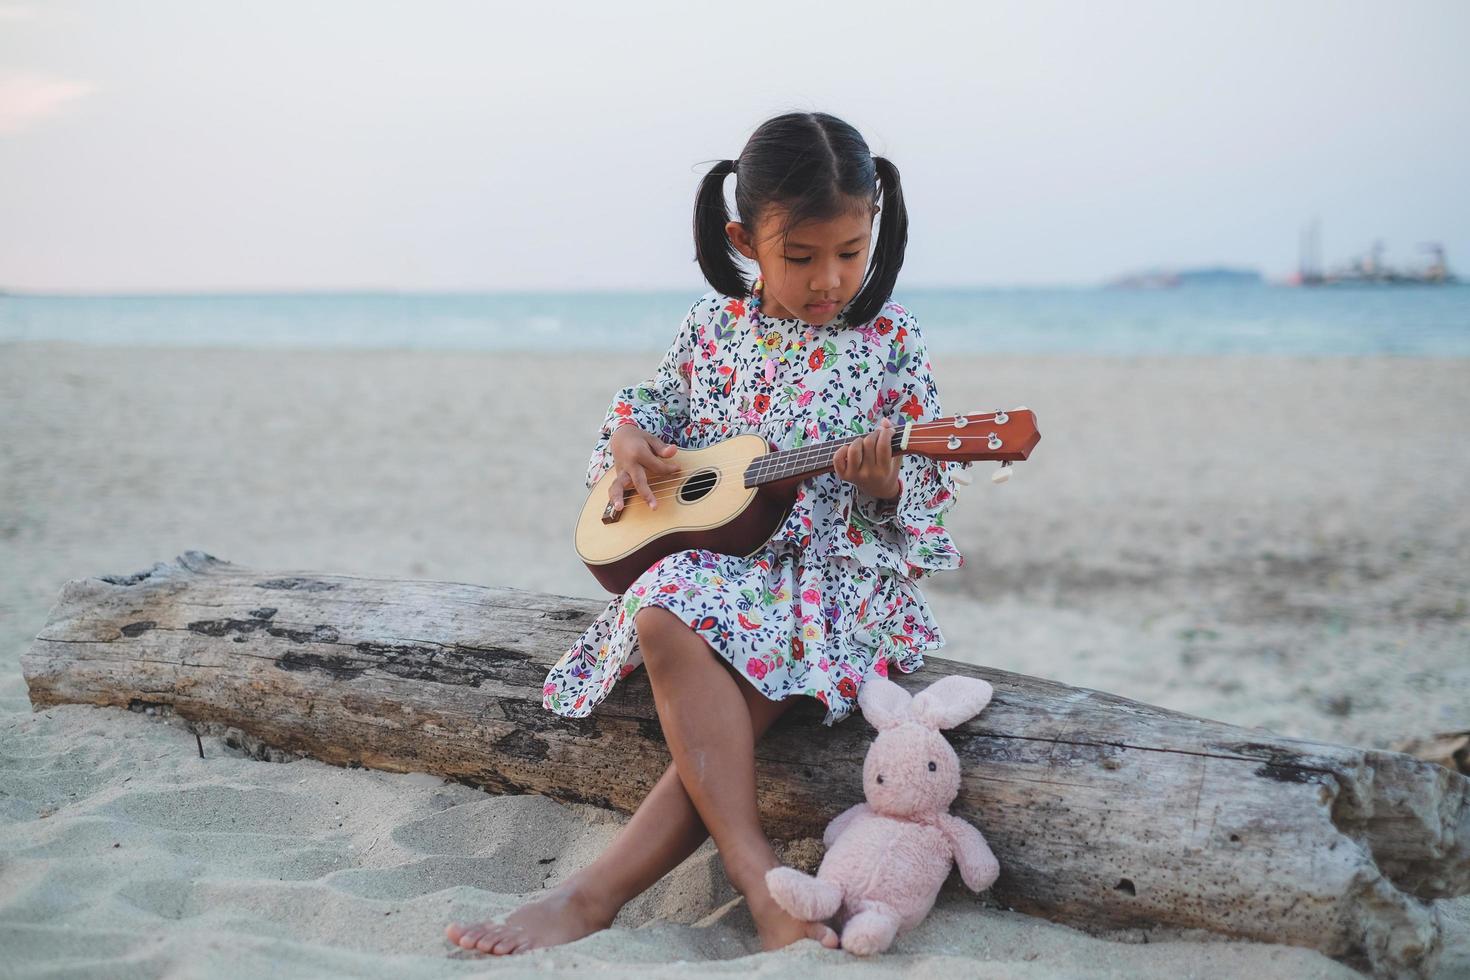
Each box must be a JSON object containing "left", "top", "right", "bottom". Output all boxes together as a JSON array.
[{"left": 447, "top": 111, "right": 966, "bottom": 956}]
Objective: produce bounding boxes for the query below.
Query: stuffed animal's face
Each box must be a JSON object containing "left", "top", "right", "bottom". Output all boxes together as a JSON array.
[
  {"left": 862, "top": 722, "right": 962, "bottom": 819},
  {"left": 855, "top": 672, "right": 992, "bottom": 820}
]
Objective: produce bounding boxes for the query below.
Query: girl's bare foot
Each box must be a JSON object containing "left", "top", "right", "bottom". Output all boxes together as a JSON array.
[
  {"left": 445, "top": 883, "right": 614, "bottom": 956},
  {"left": 747, "top": 889, "right": 839, "bottom": 950},
  {"left": 742, "top": 869, "right": 840, "bottom": 951}
]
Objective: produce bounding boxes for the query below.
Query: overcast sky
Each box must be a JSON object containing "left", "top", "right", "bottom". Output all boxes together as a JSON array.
[{"left": 2, "top": 0, "right": 1466, "bottom": 292}]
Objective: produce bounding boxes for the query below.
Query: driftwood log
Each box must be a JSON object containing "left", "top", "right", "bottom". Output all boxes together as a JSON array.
[{"left": 21, "top": 552, "right": 1468, "bottom": 977}]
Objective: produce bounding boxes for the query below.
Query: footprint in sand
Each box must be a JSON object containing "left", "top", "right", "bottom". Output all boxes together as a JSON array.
[
  {"left": 391, "top": 795, "right": 578, "bottom": 857},
  {"left": 102, "top": 784, "right": 336, "bottom": 835}
]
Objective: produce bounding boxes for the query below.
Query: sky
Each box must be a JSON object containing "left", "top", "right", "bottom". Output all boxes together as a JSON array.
[{"left": 1, "top": 0, "right": 1467, "bottom": 292}]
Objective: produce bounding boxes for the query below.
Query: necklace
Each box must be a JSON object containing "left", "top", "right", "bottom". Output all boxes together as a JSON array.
[
  {"left": 744, "top": 277, "right": 814, "bottom": 388},
  {"left": 747, "top": 277, "right": 838, "bottom": 360}
]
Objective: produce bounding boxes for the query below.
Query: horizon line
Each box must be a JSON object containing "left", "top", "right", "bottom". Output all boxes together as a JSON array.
[{"left": 1, "top": 279, "right": 1297, "bottom": 299}]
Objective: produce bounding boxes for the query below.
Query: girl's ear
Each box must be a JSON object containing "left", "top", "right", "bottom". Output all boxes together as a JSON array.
[
  {"left": 911, "top": 676, "right": 993, "bottom": 730},
  {"left": 858, "top": 672, "right": 912, "bottom": 731},
  {"left": 725, "top": 221, "right": 757, "bottom": 261}
]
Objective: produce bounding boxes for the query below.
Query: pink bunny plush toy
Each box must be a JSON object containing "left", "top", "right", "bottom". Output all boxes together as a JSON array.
[{"left": 765, "top": 672, "right": 1000, "bottom": 955}]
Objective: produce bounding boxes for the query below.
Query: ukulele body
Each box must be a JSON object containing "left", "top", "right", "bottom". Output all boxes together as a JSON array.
[{"left": 575, "top": 433, "right": 802, "bottom": 595}]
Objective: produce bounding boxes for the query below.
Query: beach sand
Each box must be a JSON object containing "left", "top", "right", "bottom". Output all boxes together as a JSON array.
[{"left": 2, "top": 342, "right": 1466, "bottom": 977}]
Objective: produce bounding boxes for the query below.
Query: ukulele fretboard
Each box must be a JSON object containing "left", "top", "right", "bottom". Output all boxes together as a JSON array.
[{"left": 742, "top": 431, "right": 905, "bottom": 488}]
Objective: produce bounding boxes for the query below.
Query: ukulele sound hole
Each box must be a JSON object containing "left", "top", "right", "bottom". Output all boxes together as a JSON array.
[{"left": 679, "top": 468, "right": 719, "bottom": 503}]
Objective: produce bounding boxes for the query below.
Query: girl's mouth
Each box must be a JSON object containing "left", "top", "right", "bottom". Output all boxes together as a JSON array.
[{"left": 806, "top": 301, "right": 837, "bottom": 313}]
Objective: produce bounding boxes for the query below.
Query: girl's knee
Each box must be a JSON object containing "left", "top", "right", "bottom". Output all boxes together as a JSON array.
[{"left": 634, "top": 606, "right": 687, "bottom": 667}]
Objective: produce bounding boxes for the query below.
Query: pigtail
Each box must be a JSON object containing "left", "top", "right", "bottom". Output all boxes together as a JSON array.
[
  {"left": 693, "top": 159, "right": 750, "bottom": 300},
  {"left": 845, "top": 155, "right": 909, "bottom": 327}
]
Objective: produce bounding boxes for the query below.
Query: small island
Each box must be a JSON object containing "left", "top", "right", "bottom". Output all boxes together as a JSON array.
[{"left": 1105, "top": 267, "right": 1263, "bottom": 290}]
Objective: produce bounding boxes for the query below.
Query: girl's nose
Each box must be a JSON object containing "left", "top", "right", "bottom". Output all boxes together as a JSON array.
[{"left": 811, "top": 263, "right": 841, "bottom": 291}]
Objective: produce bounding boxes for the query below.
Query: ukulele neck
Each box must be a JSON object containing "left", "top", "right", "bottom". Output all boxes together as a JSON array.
[{"left": 742, "top": 428, "right": 905, "bottom": 488}]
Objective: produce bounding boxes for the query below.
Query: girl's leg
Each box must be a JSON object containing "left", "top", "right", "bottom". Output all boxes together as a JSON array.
[
  {"left": 633, "top": 606, "right": 838, "bottom": 951},
  {"left": 447, "top": 667, "right": 800, "bottom": 955}
]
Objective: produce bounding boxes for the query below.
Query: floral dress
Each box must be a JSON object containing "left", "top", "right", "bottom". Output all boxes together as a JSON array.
[{"left": 542, "top": 279, "right": 970, "bottom": 726}]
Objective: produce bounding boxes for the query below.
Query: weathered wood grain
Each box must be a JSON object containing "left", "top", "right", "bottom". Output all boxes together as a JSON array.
[{"left": 21, "top": 552, "right": 1468, "bottom": 977}]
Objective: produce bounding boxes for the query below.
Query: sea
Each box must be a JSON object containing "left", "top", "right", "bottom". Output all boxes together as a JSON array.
[{"left": 2, "top": 285, "right": 1467, "bottom": 356}]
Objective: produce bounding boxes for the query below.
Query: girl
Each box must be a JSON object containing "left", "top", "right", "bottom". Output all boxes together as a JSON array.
[{"left": 448, "top": 111, "right": 966, "bottom": 955}]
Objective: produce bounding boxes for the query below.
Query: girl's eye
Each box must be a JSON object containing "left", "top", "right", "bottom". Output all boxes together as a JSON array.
[{"left": 783, "top": 253, "right": 860, "bottom": 264}]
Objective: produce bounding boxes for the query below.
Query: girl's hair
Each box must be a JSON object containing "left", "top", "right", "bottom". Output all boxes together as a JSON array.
[{"left": 693, "top": 111, "right": 908, "bottom": 327}]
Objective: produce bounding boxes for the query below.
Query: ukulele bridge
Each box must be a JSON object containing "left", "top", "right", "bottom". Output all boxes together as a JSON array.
[{"left": 601, "top": 498, "right": 624, "bottom": 524}]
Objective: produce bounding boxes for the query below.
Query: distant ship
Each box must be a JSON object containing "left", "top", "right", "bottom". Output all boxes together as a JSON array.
[
  {"left": 1291, "top": 221, "right": 1457, "bottom": 286},
  {"left": 1105, "top": 267, "right": 1263, "bottom": 290}
]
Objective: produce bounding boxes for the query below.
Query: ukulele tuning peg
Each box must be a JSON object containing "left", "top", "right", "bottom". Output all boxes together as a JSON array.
[
  {"left": 952, "top": 466, "right": 974, "bottom": 486},
  {"left": 991, "top": 461, "right": 1014, "bottom": 485}
]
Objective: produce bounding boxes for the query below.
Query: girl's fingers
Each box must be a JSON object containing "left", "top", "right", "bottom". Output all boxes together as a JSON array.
[
  {"left": 632, "top": 467, "right": 657, "bottom": 509},
  {"left": 830, "top": 423, "right": 902, "bottom": 494},
  {"left": 640, "top": 435, "right": 681, "bottom": 474},
  {"left": 606, "top": 466, "right": 661, "bottom": 512},
  {"left": 868, "top": 430, "right": 884, "bottom": 465},
  {"left": 650, "top": 436, "right": 681, "bottom": 466},
  {"left": 649, "top": 449, "right": 682, "bottom": 475},
  {"left": 608, "top": 470, "right": 630, "bottom": 511}
]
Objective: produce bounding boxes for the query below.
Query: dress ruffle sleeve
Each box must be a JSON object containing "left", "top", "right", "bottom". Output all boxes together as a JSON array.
[
  {"left": 584, "top": 303, "right": 699, "bottom": 487},
  {"left": 847, "top": 310, "right": 969, "bottom": 578}
]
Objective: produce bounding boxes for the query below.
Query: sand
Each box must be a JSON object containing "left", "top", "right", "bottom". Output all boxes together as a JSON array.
[{"left": 1, "top": 341, "right": 1466, "bottom": 977}]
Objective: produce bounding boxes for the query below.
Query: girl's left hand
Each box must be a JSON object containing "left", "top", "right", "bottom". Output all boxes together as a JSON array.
[{"left": 833, "top": 416, "right": 902, "bottom": 502}]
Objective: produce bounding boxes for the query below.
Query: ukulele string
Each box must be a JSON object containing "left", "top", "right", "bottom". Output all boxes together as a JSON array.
[
  {"left": 612, "top": 412, "right": 1008, "bottom": 490},
  {"left": 620, "top": 438, "right": 1001, "bottom": 507},
  {"left": 602, "top": 411, "right": 1017, "bottom": 499},
  {"left": 618, "top": 427, "right": 1014, "bottom": 499},
  {"left": 612, "top": 428, "right": 1015, "bottom": 505},
  {"left": 614, "top": 420, "right": 1009, "bottom": 499}
]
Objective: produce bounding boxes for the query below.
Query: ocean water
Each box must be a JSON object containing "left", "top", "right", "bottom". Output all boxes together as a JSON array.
[{"left": 2, "top": 285, "right": 1467, "bottom": 356}]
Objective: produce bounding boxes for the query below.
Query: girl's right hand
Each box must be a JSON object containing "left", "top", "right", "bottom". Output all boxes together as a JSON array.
[{"left": 608, "top": 425, "right": 681, "bottom": 512}]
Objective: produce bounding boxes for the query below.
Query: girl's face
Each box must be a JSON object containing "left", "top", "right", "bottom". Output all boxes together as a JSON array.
[{"left": 726, "top": 199, "right": 878, "bottom": 326}]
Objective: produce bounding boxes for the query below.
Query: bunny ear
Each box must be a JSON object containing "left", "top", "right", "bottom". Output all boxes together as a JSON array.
[
  {"left": 911, "top": 676, "right": 994, "bottom": 730},
  {"left": 858, "top": 672, "right": 912, "bottom": 731}
]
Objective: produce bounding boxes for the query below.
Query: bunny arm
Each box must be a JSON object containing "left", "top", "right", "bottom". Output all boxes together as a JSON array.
[
  {"left": 937, "top": 813, "right": 999, "bottom": 892},
  {"left": 823, "top": 802, "right": 873, "bottom": 849}
]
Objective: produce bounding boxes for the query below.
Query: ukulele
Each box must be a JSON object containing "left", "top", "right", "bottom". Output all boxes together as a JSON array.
[{"left": 575, "top": 409, "right": 1040, "bottom": 594}]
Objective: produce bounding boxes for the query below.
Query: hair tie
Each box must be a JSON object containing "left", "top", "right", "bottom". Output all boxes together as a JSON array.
[{"left": 729, "top": 158, "right": 739, "bottom": 175}]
